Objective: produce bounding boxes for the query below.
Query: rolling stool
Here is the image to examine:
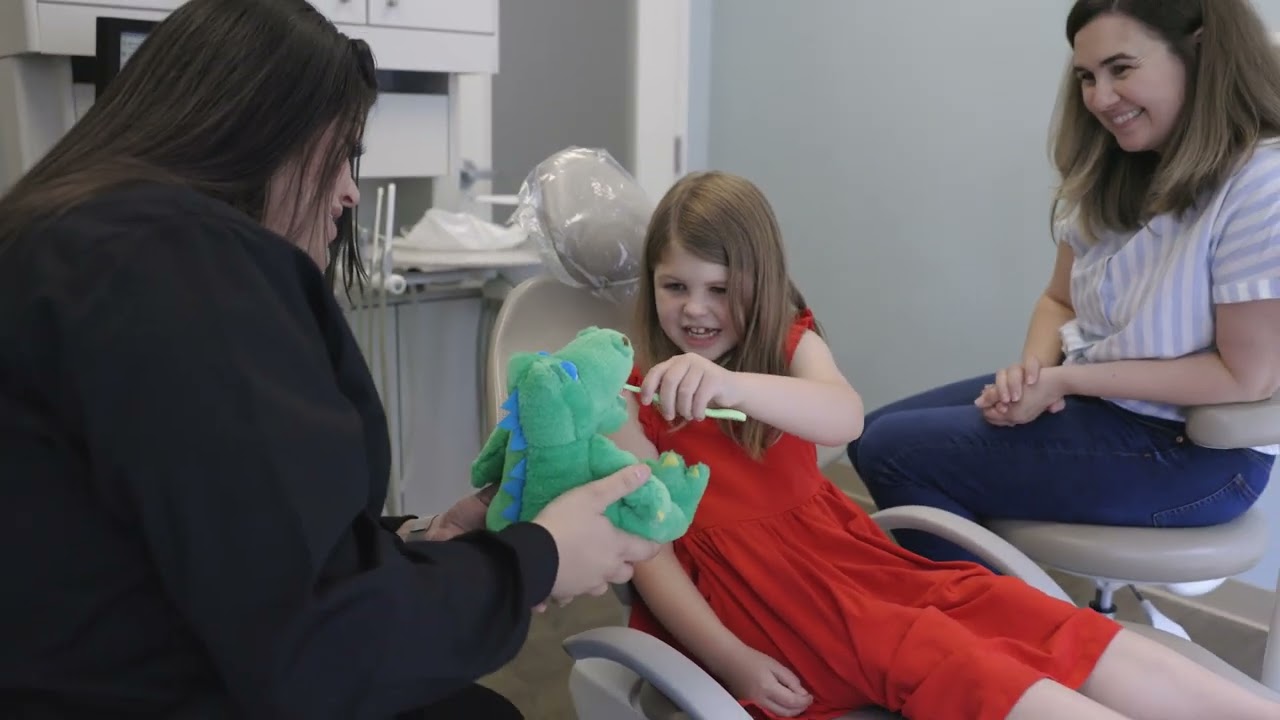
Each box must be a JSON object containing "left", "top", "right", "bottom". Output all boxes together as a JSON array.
[{"left": 989, "top": 393, "right": 1280, "bottom": 640}]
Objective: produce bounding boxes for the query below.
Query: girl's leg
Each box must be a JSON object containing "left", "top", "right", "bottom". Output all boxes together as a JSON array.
[
  {"left": 1006, "top": 679, "right": 1131, "bottom": 720},
  {"left": 1080, "top": 629, "right": 1280, "bottom": 720},
  {"left": 852, "top": 395, "right": 1269, "bottom": 564}
]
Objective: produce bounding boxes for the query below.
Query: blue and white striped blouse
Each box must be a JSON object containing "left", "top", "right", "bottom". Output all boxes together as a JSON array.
[{"left": 1059, "top": 140, "right": 1280, "bottom": 454}]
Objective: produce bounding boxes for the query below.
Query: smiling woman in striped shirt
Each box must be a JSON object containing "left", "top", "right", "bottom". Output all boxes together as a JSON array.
[{"left": 850, "top": 0, "right": 1280, "bottom": 566}]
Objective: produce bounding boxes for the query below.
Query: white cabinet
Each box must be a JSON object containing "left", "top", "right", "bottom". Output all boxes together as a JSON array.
[
  {"left": 13, "top": 0, "right": 496, "bottom": 178},
  {"left": 367, "top": 0, "right": 497, "bottom": 34},
  {"left": 391, "top": 298, "right": 484, "bottom": 516},
  {"left": 18, "top": 1, "right": 499, "bottom": 72},
  {"left": 33, "top": 0, "right": 496, "bottom": 32},
  {"left": 344, "top": 296, "right": 484, "bottom": 517},
  {"left": 29, "top": 4, "right": 168, "bottom": 56},
  {"left": 42, "top": 0, "right": 184, "bottom": 9},
  {"left": 312, "top": 0, "right": 367, "bottom": 25}
]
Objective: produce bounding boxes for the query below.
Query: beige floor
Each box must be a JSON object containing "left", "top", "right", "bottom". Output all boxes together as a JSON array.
[{"left": 480, "top": 464, "right": 1271, "bottom": 719}]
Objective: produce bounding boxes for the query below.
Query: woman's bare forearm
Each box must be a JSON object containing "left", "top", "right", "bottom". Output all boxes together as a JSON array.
[
  {"left": 1052, "top": 351, "right": 1276, "bottom": 406},
  {"left": 1023, "top": 294, "right": 1074, "bottom": 368}
]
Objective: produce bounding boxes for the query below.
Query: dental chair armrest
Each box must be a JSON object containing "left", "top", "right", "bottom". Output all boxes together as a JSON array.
[
  {"left": 869, "top": 505, "right": 1073, "bottom": 604},
  {"left": 1185, "top": 393, "right": 1280, "bottom": 449},
  {"left": 563, "top": 626, "right": 753, "bottom": 720}
]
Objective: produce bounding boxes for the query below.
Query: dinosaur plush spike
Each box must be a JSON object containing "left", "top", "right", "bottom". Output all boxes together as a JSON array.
[
  {"left": 471, "top": 326, "right": 709, "bottom": 544},
  {"left": 502, "top": 470, "right": 525, "bottom": 497},
  {"left": 497, "top": 413, "right": 520, "bottom": 432},
  {"left": 508, "top": 423, "right": 527, "bottom": 451},
  {"left": 500, "top": 391, "right": 520, "bottom": 414},
  {"left": 560, "top": 360, "right": 579, "bottom": 381}
]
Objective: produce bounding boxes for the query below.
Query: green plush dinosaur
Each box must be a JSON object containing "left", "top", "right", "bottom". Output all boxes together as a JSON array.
[{"left": 471, "top": 326, "right": 710, "bottom": 544}]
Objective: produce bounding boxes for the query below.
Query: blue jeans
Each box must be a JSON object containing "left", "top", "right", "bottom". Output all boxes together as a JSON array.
[{"left": 847, "top": 375, "right": 1275, "bottom": 565}]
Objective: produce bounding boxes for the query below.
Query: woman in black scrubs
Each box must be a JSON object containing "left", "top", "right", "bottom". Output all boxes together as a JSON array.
[{"left": 0, "top": 1, "right": 658, "bottom": 718}]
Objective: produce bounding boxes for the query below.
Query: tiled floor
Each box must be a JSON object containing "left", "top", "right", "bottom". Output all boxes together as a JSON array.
[{"left": 480, "top": 463, "right": 1271, "bottom": 719}]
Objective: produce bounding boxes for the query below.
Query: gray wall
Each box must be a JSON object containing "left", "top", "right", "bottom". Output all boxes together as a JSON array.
[
  {"left": 355, "top": 0, "right": 638, "bottom": 230},
  {"left": 491, "top": 0, "right": 636, "bottom": 197},
  {"left": 687, "top": 0, "right": 713, "bottom": 174},
  {"left": 697, "top": 0, "right": 1280, "bottom": 590}
]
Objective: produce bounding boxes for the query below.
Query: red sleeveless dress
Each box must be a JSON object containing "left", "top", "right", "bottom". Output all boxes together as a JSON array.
[{"left": 626, "top": 310, "right": 1121, "bottom": 720}]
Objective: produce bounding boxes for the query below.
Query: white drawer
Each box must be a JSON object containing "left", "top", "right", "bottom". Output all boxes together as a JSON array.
[
  {"left": 40, "top": 0, "right": 365, "bottom": 23},
  {"left": 311, "top": 0, "right": 366, "bottom": 25},
  {"left": 360, "top": 92, "right": 449, "bottom": 179},
  {"left": 338, "top": 24, "right": 497, "bottom": 74},
  {"left": 35, "top": 2, "right": 167, "bottom": 56},
  {"left": 367, "top": 0, "right": 496, "bottom": 34}
]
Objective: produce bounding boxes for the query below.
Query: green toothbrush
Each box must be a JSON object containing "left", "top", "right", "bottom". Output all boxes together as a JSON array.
[{"left": 623, "top": 383, "right": 748, "bottom": 422}]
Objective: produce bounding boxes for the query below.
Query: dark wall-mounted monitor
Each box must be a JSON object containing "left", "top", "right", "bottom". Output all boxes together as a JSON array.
[{"left": 95, "top": 17, "right": 158, "bottom": 97}]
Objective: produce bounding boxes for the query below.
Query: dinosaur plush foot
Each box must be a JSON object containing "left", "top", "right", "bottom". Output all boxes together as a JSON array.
[
  {"left": 610, "top": 451, "right": 709, "bottom": 543},
  {"left": 650, "top": 451, "right": 710, "bottom": 513}
]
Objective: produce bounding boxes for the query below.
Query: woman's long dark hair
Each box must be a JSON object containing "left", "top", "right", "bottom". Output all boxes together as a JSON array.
[{"left": 0, "top": 0, "right": 378, "bottom": 289}]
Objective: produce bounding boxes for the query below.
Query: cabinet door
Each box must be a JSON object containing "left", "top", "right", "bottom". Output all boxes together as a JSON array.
[
  {"left": 343, "top": 302, "right": 403, "bottom": 513},
  {"left": 42, "top": 0, "right": 185, "bottom": 9},
  {"left": 58, "top": 0, "right": 369, "bottom": 23},
  {"left": 392, "top": 297, "right": 484, "bottom": 518},
  {"left": 367, "top": 0, "right": 496, "bottom": 34},
  {"left": 311, "top": 0, "right": 368, "bottom": 25},
  {"left": 360, "top": 92, "right": 449, "bottom": 179}
]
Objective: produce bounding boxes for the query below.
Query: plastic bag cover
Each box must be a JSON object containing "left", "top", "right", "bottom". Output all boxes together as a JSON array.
[{"left": 511, "top": 147, "right": 653, "bottom": 302}]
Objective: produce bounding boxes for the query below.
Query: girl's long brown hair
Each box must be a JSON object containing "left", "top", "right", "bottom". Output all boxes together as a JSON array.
[{"left": 634, "top": 171, "right": 819, "bottom": 458}]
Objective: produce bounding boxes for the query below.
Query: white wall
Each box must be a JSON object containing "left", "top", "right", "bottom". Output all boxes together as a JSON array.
[{"left": 695, "top": 0, "right": 1280, "bottom": 590}]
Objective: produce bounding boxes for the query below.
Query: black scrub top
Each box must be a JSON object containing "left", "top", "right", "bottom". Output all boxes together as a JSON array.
[{"left": 0, "top": 182, "right": 557, "bottom": 718}]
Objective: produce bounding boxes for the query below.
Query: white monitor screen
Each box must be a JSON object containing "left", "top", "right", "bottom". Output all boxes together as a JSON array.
[{"left": 119, "top": 31, "right": 148, "bottom": 68}]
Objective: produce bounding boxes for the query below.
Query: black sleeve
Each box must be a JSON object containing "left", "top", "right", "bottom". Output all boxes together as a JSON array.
[{"left": 66, "top": 223, "right": 557, "bottom": 717}]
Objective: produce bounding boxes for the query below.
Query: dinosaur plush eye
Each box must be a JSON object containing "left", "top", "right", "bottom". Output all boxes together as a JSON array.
[{"left": 560, "top": 360, "right": 580, "bottom": 381}]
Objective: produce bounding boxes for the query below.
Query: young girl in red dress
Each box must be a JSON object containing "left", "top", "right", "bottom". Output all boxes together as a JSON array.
[{"left": 613, "top": 170, "right": 1280, "bottom": 720}]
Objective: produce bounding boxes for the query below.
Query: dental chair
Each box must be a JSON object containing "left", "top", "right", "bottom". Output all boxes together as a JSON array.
[
  {"left": 988, "top": 397, "right": 1278, "bottom": 644},
  {"left": 484, "top": 276, "right": 1280, "bottom": 719},
  {"left": 563, "top": 520, "right": 1280, "bottom": 720},
  {"left": 483, "top": 273, "right": 634, "bottom": 423}
]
